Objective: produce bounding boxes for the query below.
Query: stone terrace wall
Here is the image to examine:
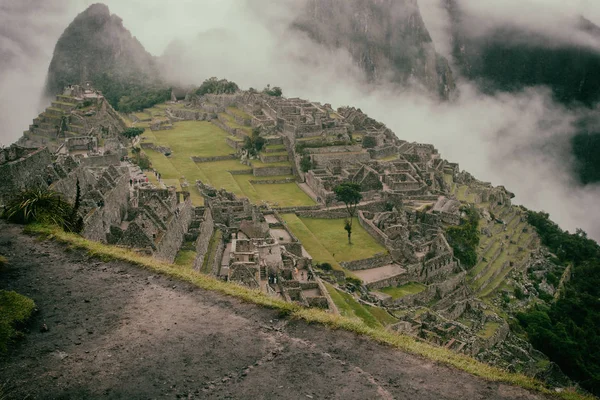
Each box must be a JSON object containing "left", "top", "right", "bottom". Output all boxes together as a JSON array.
[
  {"left": 253, "top": 166, "right": 293, "bottom": 177},
  {"left": 249, "top": 178, "right": 296, "bottom": 184},
  {"left": 340, "top": 254, "right": 392, "bottom": 271},
  {"left": 193, "top": 208, "right": 215, "bottom": 270},
  {"left": 192, "top": 155, "right": 236, "bottom": 163},
  {"left": 295, "top": 209, "right": 348, "bottom": 219},
  {"left": 81, "top": 170, "right": 130, "bottom": 242},
  {"left": 0, "top": 148, "right": 52, "bottom": 203},
  {"left": 211, "top": 235, "right": 226, "bottom": 276},
  {"left": 394, "top": 272, "right": 466, "bottom": 307},
  {"left": 169, "top": 109, "right": 207, "bottom": 121},
  {"left": 79, "top": 153, "right": 121, "bottom": 168},
  {"left": 154, "top": 198, "right": 194, "bottom": 263}
]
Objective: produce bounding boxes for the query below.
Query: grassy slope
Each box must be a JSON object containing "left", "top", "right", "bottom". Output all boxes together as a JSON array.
[{"left": 24, "top": 224, "right": 593, "bottom": 400}]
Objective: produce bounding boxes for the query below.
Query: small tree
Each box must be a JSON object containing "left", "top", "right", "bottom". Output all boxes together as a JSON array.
[
  {"left": 334, "top": 183, "right": 362, "bottom": 244},
  {"left": 122, "top": 127, "right": 145, "bottom": 140},
  {"left": 300, "top": 154, "right": 313, "bottom": 173},
  {"left": 243, "top": 128, "right": 266, "bottom": 156},
  {"left": 263, "top": 84, "right": 283, "bottom": 97}
]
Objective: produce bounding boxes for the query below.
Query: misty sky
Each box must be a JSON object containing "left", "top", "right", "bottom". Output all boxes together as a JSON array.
[{"left": 1, "top": 0, "right": 600, "bottom": 240}]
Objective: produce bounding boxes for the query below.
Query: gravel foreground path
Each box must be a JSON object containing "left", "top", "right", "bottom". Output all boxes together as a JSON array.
[{"left": 0, "top": 223, "right": 546, "bottom": 400}]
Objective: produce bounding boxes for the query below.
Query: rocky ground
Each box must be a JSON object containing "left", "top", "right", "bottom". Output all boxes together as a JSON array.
[{"left": 0, "top": 222, "right": 548, "bottom": 399}]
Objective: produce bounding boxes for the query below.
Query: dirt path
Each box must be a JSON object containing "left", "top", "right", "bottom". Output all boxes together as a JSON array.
[{"left": 0, "top": 223, "right": 547, "bottom": 399}]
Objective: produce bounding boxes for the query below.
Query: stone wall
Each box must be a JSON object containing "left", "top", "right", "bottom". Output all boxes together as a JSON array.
[
  {"left": 192, "top": 155, "right": 236, "bottom": 163},
  {"left": 368, "top": 146, "right": 397, "bottom": 159},
  {"left": 311, "top": 152, "right": 371, "bottom": 168},
  {"left": 50, "top": 164, "right": 99, "bottom": 204},
  {"left": 193, "top": 208, "right": 215, "bottom": 271},
  {"left": 169, "top": 109, "right": 206, "bottom": 121},
  {"left": 211, "top": 235, "right": 226, "bottom": 276},
  {"left": 259, "top": 154, "right": 289, "bottom": 163},
  {"left": 249, "top": 178, "right": 296, "bottom": 184},
  {"left": 253, "top": 165, "right": 293, "bottom": 177},
  {"left": 394, "top": 272, "right": 466, "bottom": 307},
  {"left": 81, "top": 169, "right": 130, "bottom": 242},
  {"left": 226, "top": 137, "right": 244, "bottom": 150},
  {"left": 340, "top": 254, "right": 392, "bottom": 271},
  {"left": 154, "top": 197, "right": 194, "bottom": 263},
  {"left": 0, "top": 147, "right": 52, "bottom": 203},
  {"left": 367, "top": 274, "right": 410, "bottom": 290},
  {"left": 295, "top": 209, "right": 348, "bottom": 219},
  {"left": 79, "top": 153, "right": 121, "bottom": 168},
  {"left": 357, "top": 211, "right": 389, "bottom": 246}
]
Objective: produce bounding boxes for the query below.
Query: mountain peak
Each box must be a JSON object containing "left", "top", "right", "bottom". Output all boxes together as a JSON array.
[{"left": 44, "top": 2, "right": 166, "bottom": 108}]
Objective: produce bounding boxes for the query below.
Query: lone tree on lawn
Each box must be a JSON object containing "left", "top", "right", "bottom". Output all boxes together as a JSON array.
[{"left": 333, "top": 182, "right": 362, "bottom": 244}]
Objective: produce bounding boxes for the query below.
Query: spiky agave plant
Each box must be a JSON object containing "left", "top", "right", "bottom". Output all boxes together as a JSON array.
[{"left": 2, "top": 187, "right": 73, "bottom": 229}]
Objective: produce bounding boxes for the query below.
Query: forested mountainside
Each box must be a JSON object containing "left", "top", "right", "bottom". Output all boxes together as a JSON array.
[{"left": 45, "top": 3, "right": 170, "bottom": 113}]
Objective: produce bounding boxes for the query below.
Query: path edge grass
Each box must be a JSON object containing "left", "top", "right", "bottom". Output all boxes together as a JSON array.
[{"left": 24, "top": 223, "right": 593, "bottom": 400}]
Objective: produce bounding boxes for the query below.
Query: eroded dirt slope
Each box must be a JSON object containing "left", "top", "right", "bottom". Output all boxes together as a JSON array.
[{"left": 0, "top": 223, "right": 546, "bottom": 399}]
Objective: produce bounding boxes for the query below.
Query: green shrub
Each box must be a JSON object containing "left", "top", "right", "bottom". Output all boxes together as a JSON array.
[
  {"left": 2, "top": 188, "right": 78, "bottom": 231},
  {"left": 0, "top": 290, "right": 35, "bottom": 353},
  {"left": 300, "top": 154, "right": 313, "bottom": 172},
  {"left": 196, "top": 77, "right": 239, "bottom": 96},
  {"left": 445, "top": 206, "right": 480, "bottom": 268},
  {"left": 263, "top": 85, "right": 283, "bottom": 97},
  {"left": 362, "top": 136, "right": 377, "bottom": 149},
  {"left": 317, "top": 262, "right": 332, "bottom": 271},
  {"left": 122, "top": 127, "right": 145, "bottom": 139}
]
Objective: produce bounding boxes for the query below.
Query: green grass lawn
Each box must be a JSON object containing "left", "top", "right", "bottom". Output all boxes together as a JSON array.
[
  {"left": 379, "top": 282, "right": 427, "bottom": 299},
  {"left": 323, "top": 283, "right": 381, "bottom": 329},
  {"left": 298, "top": 217, "right": 387, "bottom": 262},
  {"left": 138, "top": 117, "right": 313, "bottom": 208},
  {"left": 281, "top": 215, "right": 386, "bottom": 269},
  {"left": 281, "top": 214, "right": 342, "bottom": 270}
]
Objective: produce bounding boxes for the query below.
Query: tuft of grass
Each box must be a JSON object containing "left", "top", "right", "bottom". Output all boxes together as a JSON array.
[
  {"left": 0, "top": 290, "right": 36, "bottom": 353},
  {"left": 23, "top": 223, "right": 595, "bottom": 400},
  {"left": 0, "top": 255, "right": 7, "bottom": 268}
]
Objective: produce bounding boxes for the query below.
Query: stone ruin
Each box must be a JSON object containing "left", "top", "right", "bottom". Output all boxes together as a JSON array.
[
  {"left": 18, "top": 84, "right": 127, "bottom": 154},
  {"left": 196, "top": 181, "right": 333, "bottom": 309}
]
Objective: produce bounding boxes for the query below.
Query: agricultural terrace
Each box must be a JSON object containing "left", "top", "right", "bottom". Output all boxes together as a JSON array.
[{"left": 135, "top": 105, "right": 315, "bottom": 207}]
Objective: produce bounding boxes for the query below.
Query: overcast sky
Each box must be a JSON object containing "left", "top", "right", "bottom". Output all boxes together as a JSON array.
[{"left": 2, "top": 0, "right": 600, "bottom": 239}]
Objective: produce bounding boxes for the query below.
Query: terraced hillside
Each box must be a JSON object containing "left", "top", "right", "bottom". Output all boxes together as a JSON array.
[{"left": 126, "top": 104, "right": 315, "bottom": 208}]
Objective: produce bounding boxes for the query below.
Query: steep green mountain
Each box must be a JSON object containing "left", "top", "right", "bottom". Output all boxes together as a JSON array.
[
  {"left": 44, "top": 3, "right": 170, "bottom": 113},
  {"left": 446, "top": 0, "right": 600, "bottom": 184},
  {"left": 294, "top": 0, "right": 455, "bottom": 99}
]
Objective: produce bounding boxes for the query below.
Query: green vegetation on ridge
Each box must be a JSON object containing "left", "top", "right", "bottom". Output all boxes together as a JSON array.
[{"left": 517, "top": 211, "right": 600, "bottom": 395}]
